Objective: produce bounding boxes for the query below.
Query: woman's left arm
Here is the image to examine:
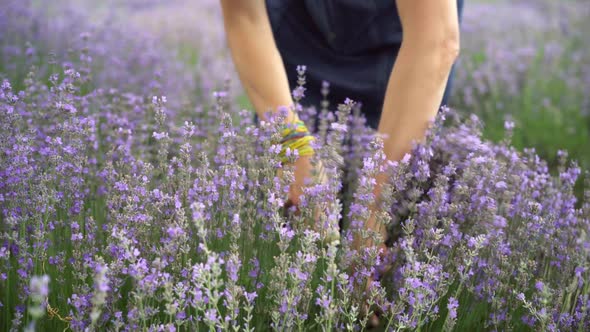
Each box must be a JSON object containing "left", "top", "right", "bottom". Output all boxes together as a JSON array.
[{"left": 359, "top": 0, "right": 460, "bottom": 248}]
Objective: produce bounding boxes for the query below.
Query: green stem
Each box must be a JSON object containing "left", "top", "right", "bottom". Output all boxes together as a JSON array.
[{"left": 327, "top": 272, "right": 335, "bottom": 332}]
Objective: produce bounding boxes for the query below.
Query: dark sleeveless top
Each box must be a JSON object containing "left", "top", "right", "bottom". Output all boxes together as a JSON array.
[{"left": 265, "top": 0, "right": 464, "bottom": 129}]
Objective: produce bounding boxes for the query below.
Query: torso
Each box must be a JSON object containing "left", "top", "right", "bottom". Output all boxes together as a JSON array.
[{"left": 266, "top": 0, "right": 464, "bottom": 129}]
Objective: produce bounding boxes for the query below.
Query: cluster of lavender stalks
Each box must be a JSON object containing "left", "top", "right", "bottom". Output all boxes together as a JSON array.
[
  {"left": 1, "top": 56, "right": 590, "bottom": 332},
  {"left": 1, "top": 1, "right": 590, "bottom": 331}
]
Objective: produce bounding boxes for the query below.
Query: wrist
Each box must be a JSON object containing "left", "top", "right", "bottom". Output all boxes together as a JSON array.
[{"left": 279, "top": 119, "right": 315, "bottom": 163}]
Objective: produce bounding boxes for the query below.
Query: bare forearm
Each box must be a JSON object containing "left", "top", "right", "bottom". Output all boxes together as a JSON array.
[
  {"left": 379, "top": 47, "right": 457, "bottom": 163},
  {"left": 361, "top": 0, "right": 460, "bottom": 245},
  {"left": 362, "top": 46, "right": 457, "bottom": 242},
  {"left": 374, "top": 0, "right": 459, "bottom": 195},
  {"left": 220, "top": 1, "right": 296, "bottom": 123}
]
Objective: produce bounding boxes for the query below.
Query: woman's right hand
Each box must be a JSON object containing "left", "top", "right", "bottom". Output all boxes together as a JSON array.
[
  {"left": 282, "top": 154, "right": 314, "bottom": 208},
  {"left": 280, "top": 155, "right": 340, "bottom": 244}
]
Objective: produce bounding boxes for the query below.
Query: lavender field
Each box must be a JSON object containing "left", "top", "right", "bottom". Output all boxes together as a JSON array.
[{"left": 1, "top": 0, "right": 589, "bottom": 331}]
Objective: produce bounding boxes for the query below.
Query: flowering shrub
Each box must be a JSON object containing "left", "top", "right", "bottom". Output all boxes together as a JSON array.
[{"left": 1, "top": 1, "right": 590, "bottom": 332}]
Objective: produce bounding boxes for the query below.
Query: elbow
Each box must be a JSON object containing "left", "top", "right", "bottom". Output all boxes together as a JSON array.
[
  {"left": 439, "top": 33, "right": 460, "bottom": 68},
  {"left": 400, "top": 32, "right": 460, "bottom": 85},
  {"left": 402, "top": 30, "right": 461, "bottom": 71},
  {"left": 432, "top": 34, "right": 460, "bottom": 86}
]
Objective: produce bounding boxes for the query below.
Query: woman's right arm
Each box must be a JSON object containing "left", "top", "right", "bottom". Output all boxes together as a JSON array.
[
  {"left": 220, "top": 0, "right": 315, "bottom": 209},
  {"left": 220, "top": 0, "right": 297, "bottom": 123}
]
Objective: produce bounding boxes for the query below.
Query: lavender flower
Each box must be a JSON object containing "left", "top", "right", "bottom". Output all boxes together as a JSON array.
[{"left": 1, "top": 1, "right": 589, "bottom": 331}]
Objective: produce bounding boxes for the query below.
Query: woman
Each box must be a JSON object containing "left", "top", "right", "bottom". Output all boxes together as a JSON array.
[{"left": 220, "top": 0, "right": 463, "bottom": 325}]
